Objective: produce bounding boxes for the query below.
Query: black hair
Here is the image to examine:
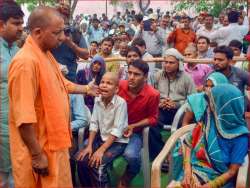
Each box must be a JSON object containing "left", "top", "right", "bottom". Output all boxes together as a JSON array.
[
  {"left": 213, "top": 45, "right": 234, "bottom": 60},
  {"left": 0, "top": 1, "right": 24, "bottom": 22},
  {"left": 128, "top": 59, "right": 149, "bottom": 75},
  {"left": 127, "top": 46, "right": 142, "bottom": 58},
  {"left": 163, "top": 14, "right": 170, "bottom": 19},
  {"left": 205, "top": 14, "right": 214, "bottom": 19},
  {"left": 135, "top": 14, "right": 143, "bottom": 23},
  {"left": 90, "top": 41, "right": 99, "bottom": 46},
  {"left": 181, "top": 16, "right": 190, "bottom": 20},
  {"left": 92, "top": 18, "right": 100, "bottom": 23},
  {"left": 132, "top": 37, "right": 146, "bottom": 47},
  {"left": 229, "top": 40, "right": 243, "bottom": 51},
  {"left": 228, "top": 10, "right": 239, "bottom": 23},
  {"left": 197, "top": 36, "right": 210, "bottom": 44},
  {"left": 101, "top": 37, "right": 114, "bottom": 46}
]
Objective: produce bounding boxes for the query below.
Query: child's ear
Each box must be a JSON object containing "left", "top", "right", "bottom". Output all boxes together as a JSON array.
[{"left": 115, "top": 86, "right": 119, "bottom": 94}]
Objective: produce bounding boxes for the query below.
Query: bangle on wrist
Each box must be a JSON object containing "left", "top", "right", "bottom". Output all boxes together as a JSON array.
[{"left": 85, "top": 85, "right": 90, "bottom": 95}]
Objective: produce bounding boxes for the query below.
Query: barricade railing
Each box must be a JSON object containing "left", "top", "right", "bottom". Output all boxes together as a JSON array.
[{"left": 78, "top": 56, "right": 248, "bottom": 64}]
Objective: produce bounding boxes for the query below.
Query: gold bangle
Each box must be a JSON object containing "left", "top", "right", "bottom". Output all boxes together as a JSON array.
[
  {"left": 85, "top": 85, "right": 90, "bottom": 95},
  {"left": 183, "top": 157, "right": 190, "bottom": 165}
]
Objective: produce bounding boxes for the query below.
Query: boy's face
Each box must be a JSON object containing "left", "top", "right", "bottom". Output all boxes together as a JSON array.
[
  {"left": 99, "top": 74, "right": 118, "bottom": 99},
  {"left": 230, "top": 46, "right": 241, "bottom": 56}
]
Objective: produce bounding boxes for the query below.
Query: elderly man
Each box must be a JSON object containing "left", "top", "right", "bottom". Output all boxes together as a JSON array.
[
  {"left": 8, "top": 6, "right": 97, "bottom": 188},
  {"left": 149, "top": 48, "right": 196, "bottom": 160},
  {"left": 0, "top": 1, "right": 24, "bottom": 187}
]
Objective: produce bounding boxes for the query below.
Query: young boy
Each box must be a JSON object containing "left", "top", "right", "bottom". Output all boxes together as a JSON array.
[
  {"left": 76, "top": 72, "right": 128, "bottom": 187},
  {"left": 229, "top": 39, "right": 249, "bottom": 71}
]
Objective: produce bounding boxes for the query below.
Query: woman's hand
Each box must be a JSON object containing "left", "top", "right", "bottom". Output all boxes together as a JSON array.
[{"left": 182, "top": 167, "right": 192, "bottom": 188}]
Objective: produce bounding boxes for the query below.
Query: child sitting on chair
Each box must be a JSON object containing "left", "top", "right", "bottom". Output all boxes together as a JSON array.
[{"left": 76, "top": 72, "right": 128, "bottom": 187}]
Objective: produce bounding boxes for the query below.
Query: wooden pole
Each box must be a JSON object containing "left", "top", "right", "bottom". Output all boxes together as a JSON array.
[{"left": 78, "top": 56, "right": 248, "bottom": 64}]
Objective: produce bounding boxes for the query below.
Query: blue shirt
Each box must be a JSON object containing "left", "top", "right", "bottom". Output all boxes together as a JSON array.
[
  {"left": 51, "top": 43, "right": 78, "bottom": 82},
  {"left": 87, "top": 26, "right": 104, "bottom": 43},
  {"left": 226, "top": 66, "right": 250, "bottom": 94},
  {"left": 70, "top": 94, "right": 89, "bottom": 132},
  {"left": 0, "top": 37, "right": 19, "bottom": 172}
]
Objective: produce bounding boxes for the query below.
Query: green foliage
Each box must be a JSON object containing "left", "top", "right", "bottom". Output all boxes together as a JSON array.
[
  {"left": 174, "top": 0, "right": 247, "bottom": 17},
  {"left": 174, "top": 0, "right": 192, "bottom": 12},
  {"left": 110, "top": 0, "right": 119, "bottom": 6},
  {"left": 16, "top": 0, "right": 56, "bottom": 11}
]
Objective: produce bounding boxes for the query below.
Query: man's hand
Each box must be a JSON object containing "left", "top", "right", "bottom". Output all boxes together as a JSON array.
[
  {"left": 160, "top": 98, "right": 176, "bottom": 110},
  {"left": 32, "top": 152, "right": 49, "bottom": 177},
  {"left": 75, "top": 145, "right": 93, "bottom": 161},
  {"left": 64, "top": 35, "right": 74, "bottom": 46},
  {"left": 123, "top": 126, "right": 134, "bottom": 138},
  {"left": 89, "top": 148, "right": 105, "bottom": 168},
  {"left": 87, "top": 81, "right": 99, "bottom": 96}
]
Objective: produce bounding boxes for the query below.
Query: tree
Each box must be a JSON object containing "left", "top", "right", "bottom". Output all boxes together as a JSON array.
[
  {"left": 174, "top": 0, "right": 247, "bottom": 17},
  {"left": 16, "top": 0, "right": 58, "bottom": 11},
  {"left": 16, "top": 0, "right": 78, "bottom": 20}
]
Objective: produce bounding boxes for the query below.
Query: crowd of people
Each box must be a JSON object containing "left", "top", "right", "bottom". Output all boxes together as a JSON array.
[{"left": 0, "top": 1, "right": 250, "bottom": 188}]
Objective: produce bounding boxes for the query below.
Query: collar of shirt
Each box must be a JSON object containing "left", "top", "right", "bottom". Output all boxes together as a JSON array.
[
  {"left": 0, "top": 37, "right": 16, "bottom": 49},
  {"left": 96, "top": 95, "right": 117, "bottom": 107},
  {"left": 122, "top": 80, "right": 147, "bottom": 98},
  {"left": 184, "top": 63, "right": 199, "bottom": 71}
]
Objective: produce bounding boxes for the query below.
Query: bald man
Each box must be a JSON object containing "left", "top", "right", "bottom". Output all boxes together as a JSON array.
[{"left": 8, "top": 6, "right": 97, "bottom": 187}]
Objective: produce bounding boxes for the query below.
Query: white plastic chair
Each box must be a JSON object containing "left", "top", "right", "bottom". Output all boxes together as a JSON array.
[{"left": 151, "top": 124, "right": 249, "bottom": 188}]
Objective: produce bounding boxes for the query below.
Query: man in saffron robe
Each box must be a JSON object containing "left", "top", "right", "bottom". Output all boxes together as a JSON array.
[{"left": 8, "top": 6, "right": 96, "bottom": 187}]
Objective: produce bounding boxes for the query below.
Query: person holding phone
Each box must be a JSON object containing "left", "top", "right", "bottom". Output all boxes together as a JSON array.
[
  {"left": 167, "top": 16, "right": 196, "bottom": 55},
  {"left": 133, "top": 14, "right": 165, "bottom": 58}
]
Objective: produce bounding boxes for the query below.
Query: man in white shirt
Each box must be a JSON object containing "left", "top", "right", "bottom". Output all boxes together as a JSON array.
[
  {"left": 210, "top": 10, "right": 249, "bottom": 46},
  {"left": 196, "top": 14, "right": 216, "bottom": 41}
]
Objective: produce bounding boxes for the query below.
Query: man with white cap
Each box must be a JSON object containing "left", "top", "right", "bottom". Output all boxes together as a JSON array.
[{"left": 149, "top": 48, "right": 196, "bottom": 161}]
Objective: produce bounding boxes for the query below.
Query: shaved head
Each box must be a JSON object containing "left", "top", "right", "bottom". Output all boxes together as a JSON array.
[
  {"left": 102, "top": 72, "right": 119, "bottom": 86},
  {"left": 28, "top": 6, "right": 63, "bottom": 31}
]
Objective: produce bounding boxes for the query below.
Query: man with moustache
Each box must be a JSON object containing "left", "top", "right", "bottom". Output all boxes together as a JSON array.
[
  {"left": 118, "top": 60, "right": 160, "bottom": 187},
  {"left": 8, "top": 6, "right": 97, "bottom": 187},
  {"left": 0, "top": 1, "right": 24, "bottom": 187}
]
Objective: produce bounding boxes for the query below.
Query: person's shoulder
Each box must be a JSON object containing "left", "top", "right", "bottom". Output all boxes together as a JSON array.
[
  {"left": 10, "top": 47, "right": 38, "bottom": 71},
  {"left": 115, "top": 95, "right": 127, "bottom": 105},
  {"left": 180, "top": 71, "right": 195, "bottom": 82},
  {"left": 145, "top": 84, "right": 160, "bottom": 97},
  {"left": 231, "top": 65, "right": 249, "bottom": 75},
  {"left": 119, "top": 80, "right": 128, "bottom": 88}
]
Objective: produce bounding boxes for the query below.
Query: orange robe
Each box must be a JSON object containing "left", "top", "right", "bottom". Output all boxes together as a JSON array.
[{"left": 8, "top": 35, "right": 74, "bottom": 188}]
